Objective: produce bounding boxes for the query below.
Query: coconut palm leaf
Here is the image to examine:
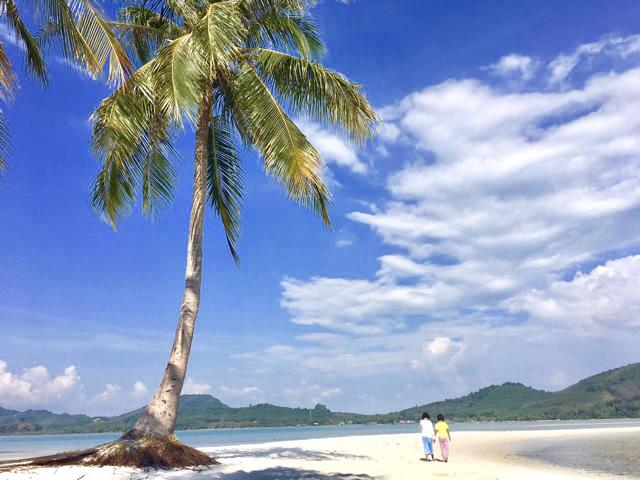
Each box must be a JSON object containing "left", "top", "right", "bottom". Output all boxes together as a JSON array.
[
  {"left": 152, "top": 1, "right": 244, "bottom": 123},
  {"left": 90, "top": 68, "right": 168, "bottom": 225},
  {"left": 35, "top": 0, "right": 133, "bottom": 84},
  {"left": 221, "top": 61, "right": 330, "bottom": 224},
  {"left": 3, "top": 0, "right": 48, "bottom": 84},
  {"left": 247, "top": 7, "right": 324, "bottom": 59},
  {"left": 0, "top": 43, "right": 17, "bottom": 99},
  {"left": 151, "top": 33, "right": 205, "bottom": 123},
  {"left": 196, "top": 0, "right": 245, "bottom": 67},
  {"left": 116, "top": 6, "right": 182, "bottom": 63},
  {"left": 0, "top": 110, "right": 8, "bottom": 180},
  {"left": 75, "top": 0, "right": 134, "bottom": 84},
  {"left": 253, "top": 48, "right": 377, "bottom": 143},
  {"left": 206, "top": 114, "right": 243, "bottom": 262}
]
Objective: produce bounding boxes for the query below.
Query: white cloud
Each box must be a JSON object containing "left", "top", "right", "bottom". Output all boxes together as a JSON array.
[
  {"left": 0, "top": 361, "right": 81, "bottom": 410},
  {"left": 263, "top": 34, "right": 640, "bottom": 410},
  {"left": 284, "top": 381, "right": 343, "bottom": 406},
  {"left": 132, "top": 381, "right": 148, "bottom": 399},
  {"left": 96, "top": 383, "right": 122, "bottom": 402},
  {"left": 298, "top": 120, "right": 368, "bottom": 174},
  {"left": 424, "top": 337, "right": 453, "bottom": 356},
  {"left": 506, "top": 255, "right": 640, "bottom": 332},
  {"left": 489, "top": 54, "right": 537, "bottom": 80},
  {"left": 342, "top": 64, "right": 640, "bottom": 315},
  {"left": 183, "top": 377, "right": 212, "bottom": 394},
  {"left": 218, "top": 385, "right": 261, "bottom": 398},
  {"left": 379, "top": 122, "right": 401, "bottom": 143},
  {"left": 335, "top": 238, "right": 353, "bottom": 247},
  {"left": 281, "top": 273, "right": 459, "bottom": 335},
  {"left": 548, "top": 34, "right": 640, "bottom": 85},
  {"left": 334, "top": 228, "right": 356, "bottom": 248}
]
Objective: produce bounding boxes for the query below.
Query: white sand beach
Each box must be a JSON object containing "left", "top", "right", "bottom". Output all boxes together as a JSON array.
[{"left": 2, "top": 426, "right": 639, "bottom": 480}]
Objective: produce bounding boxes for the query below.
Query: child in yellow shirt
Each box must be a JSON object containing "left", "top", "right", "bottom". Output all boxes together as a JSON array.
[{"left": 435, "top": 414, "right": 451, "bottom": 462}]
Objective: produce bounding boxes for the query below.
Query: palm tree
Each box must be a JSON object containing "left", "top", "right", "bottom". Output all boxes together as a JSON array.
[
  {"left": 0, "top": 0, "right": 132, "bottom": 179},
  {"left": 7, "top": 0, "right": 376, "bottom": 469}
]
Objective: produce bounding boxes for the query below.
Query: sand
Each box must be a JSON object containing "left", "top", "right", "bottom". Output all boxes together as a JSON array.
[{"left": 1, "top": 427, "right": 638, "bottom": 479}]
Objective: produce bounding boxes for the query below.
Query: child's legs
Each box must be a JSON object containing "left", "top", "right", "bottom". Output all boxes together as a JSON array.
[
  {"left": 439, "top": 438, "right": 449, "bottom": 459},
  {"left": 422, "top": 437, "right": 433, "bottom": 456}
]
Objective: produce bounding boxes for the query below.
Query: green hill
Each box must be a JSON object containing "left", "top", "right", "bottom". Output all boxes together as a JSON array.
[
  {"left": 1, "top": 363, "right": 638, "bottom": 435},
  {"left": 395, "top": 363, "right": 640, "bottom": 421},
  {"left": 0, "top": 396, "right": 370, "bottom": 434}
]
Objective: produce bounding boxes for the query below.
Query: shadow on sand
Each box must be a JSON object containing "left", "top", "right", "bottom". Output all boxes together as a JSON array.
[
  {"left": 212, "top": 467, "right": 378, "bottom": 479},
  {"left": 213, "top": 447, "right": 370, "bottom": 462}
]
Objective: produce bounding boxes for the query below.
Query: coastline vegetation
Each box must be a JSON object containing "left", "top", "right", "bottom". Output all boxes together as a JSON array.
[{"left": 1, "top": 362, "right": 638, "bottom": 435}]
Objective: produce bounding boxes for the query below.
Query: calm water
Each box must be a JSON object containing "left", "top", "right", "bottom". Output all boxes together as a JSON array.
[{"left": 1, "top": 419, "right": 639, "bottom": 475}]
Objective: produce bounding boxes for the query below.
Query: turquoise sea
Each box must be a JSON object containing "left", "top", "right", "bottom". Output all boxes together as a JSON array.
[{"left": 1, "top": 419, "right": 639, "bottom": 475}]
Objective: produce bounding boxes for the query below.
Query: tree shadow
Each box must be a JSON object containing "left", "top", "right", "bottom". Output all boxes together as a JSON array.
[
  {"left": 213, "top": 447, "right": 370, "bottom": 462},
  {"left": 219, "top": 468, "right": 378, "bottom": 479},
  {"left": 0, "top": 465, "right": 380, "bottom": 480},
  {"left": 160, "top": 466, "right": 379, "bottom": 479}
]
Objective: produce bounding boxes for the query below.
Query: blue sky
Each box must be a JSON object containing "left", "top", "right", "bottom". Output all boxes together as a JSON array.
[{"left": 1, "top": 0, "right": 640, "bottom": 415}]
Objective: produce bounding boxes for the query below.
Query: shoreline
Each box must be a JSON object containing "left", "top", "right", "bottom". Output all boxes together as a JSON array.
[
  {"left": 1, "top": 426, "right": 638, "bottom": 479},
  {"left": 1, "top": 416, "right": 638, "bottom": 437}
]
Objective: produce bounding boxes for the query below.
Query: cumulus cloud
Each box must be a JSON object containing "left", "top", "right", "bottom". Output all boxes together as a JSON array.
[
  {"left": 283, "top": 62, "right": 640, "bottom": 333},
  {"left": 489, "top": 54, "right": 538, "bottom": 80},
  {"left": 298, "top": 120, "right": 368, "bottom": 174},
  {"left": 257, "top": 34, "right": 640, "bottom": 411},
  {"left": 281, "top": 273, "right": 458, "bottom": 334},
  {"left": 424, "top": 337, "right": 454, "bottom": 357},
  {"left": 0, "top": 361, "right": 81, "bottom": 410},
  {"left": 0, "top": 360, "right": 150, "bottom": 414},
  {"left": 96, "top": 383, "right": 122, "bottom": 402},
  {"left": 506, "top": 255, "right": 640, "bottom": 331},
  {"left": 132, "top": 381, "right": 148, "bottom": 399},
  {"left": 283, "top": 381, "right": 343, "bottom": 406},
  {"left": 218, "top": 385, "right": 261, "bottom": 400},
  {"left": 183, "top": 377, "right": 212, "bottom": 394}
]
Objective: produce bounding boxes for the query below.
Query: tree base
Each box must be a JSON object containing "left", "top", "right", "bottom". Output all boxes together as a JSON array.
[{"left": 0, "top": 435, "right": 218, "bottom": 471}]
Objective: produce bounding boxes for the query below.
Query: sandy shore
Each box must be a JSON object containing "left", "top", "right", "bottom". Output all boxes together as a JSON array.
[{"left": 1, "top": 427, "right": 638, "bottom": 479}]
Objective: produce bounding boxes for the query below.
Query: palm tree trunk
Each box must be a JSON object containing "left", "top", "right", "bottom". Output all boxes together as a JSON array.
[{"left": 127, "top": 89, "right": 213, "bottom": 439}]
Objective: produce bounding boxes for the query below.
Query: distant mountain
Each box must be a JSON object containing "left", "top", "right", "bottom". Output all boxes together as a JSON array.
[
  {"left": 395, "top": 363, "right": 640, "bottom": 421},
  {"left": 1, "top": 363, "right": 638, "bottom": 435},
  {"left": 0, "top": 396, "right": 370, "bottom": 435}
]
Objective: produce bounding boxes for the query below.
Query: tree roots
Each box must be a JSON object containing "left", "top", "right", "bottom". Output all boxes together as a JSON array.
[{"left": 0, "top": 435, "right": 218, "bottom": 471}]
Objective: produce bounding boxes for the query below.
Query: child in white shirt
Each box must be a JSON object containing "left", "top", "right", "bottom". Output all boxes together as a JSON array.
[{"left": 419, "top": 412, "right": 435, "bottom": 461}]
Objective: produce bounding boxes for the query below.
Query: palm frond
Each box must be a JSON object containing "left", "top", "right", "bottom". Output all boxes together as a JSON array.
[
  {"left": 151, "top": 32, "right": 206, "bottom": 124},
  {"left": 90, "top": 66, "right": 175, "bottom": 225},
  {"left": 142, "top": 102, "right": 177, "bottom": 219},
  {"left": 191, "top": 0, "right": 245, "bottom": 72},
  {"left": 75, "top": 0, "right": 134, "bottom": 85},
  {"left": 116, "top": 6, "right": 182, "bottom": 64},
  {"left": 220, "top": 62, "right": 330, "bottom": 225},
  {"left": 0, "top": 110, "right": 9, "bottom": 181},
  {"left": 3, "top": 0, "right": 48, "bottom": 84},
  {"left": 36, "top": 0, "right": 133, "bottom": 85},
  {"left": 240, "top": 0, "right": 311, "bottom": 18},
  {"left": 164, "top": 0, "right": 201, "bottom": 26},
  {"left": 253, "top": 48, "right": 378, "bottom": 143},
  {"left": 207, "top": 114, "right": 244, "bottom": 262},
  {"left": 0, "top": 43, "right": 17, "bottom": 99},
  {"left": 152, "top": 1, "right": 244, "bottom": 124},
  {"left": 247, "top": 8, "right": 324, "bottom": 59}
]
